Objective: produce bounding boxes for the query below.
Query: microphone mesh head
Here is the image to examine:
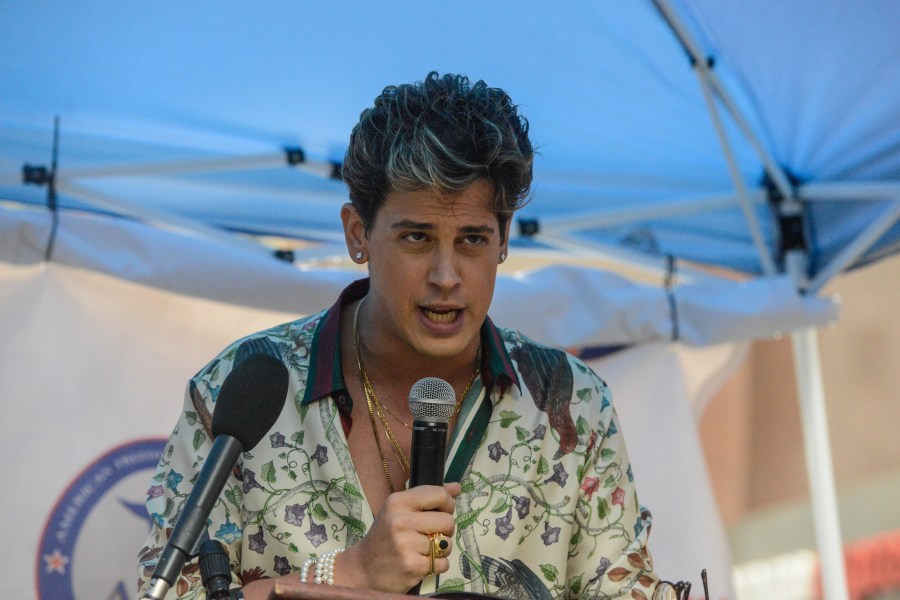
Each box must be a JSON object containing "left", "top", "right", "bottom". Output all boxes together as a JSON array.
[
  {"left": 408, "top": 377, "right": 456, "bottom": 423},
  {"left": 212, "top": 353, "right": 289, "bottom": 450}
]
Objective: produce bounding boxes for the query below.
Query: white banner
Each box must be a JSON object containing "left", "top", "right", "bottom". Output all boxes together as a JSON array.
[
  {"left": 1, "top": 260, "right": 737, "bottom": 599},
  {"left": 0, "top": 262, "right": 295, "bottom": 599}
]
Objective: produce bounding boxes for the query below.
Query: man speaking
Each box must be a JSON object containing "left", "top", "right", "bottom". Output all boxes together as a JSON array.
[{"left": 138, "top": 72, "right": 660, "bottom": 599}]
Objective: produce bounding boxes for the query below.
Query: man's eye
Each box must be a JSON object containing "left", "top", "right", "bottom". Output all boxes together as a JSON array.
[
  {"left": 403, "top": 232, "right": 427, "bottom": 242},
  {"left": 464, "top": 235, "right": 487, "bottom": 245}
]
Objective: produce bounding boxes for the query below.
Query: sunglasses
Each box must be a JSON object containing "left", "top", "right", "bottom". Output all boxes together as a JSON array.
[{"left": 655, "top": 568, "right": 710, "bottom": 600}]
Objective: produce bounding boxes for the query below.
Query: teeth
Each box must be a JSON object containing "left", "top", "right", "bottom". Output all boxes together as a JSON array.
[{"left": 424, "top": 309, "right": 458, "bottom": 323}]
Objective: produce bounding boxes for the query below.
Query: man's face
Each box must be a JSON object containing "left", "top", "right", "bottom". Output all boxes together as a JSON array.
[{"left": 343, "top": 178, "right": 508, "bottom": 361}]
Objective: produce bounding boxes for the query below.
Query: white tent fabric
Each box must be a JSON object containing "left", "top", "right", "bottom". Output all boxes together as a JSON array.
[{"left": 1, "top": 203, "right": 838, "bottom": 346}]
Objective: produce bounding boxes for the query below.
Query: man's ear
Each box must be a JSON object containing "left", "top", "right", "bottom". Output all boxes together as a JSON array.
[
  {"left": 499, "top": 217, "right": 512, "bottom": 257},
  {"left": 340, "top": 203, "right": 368, "bottom": 263}
]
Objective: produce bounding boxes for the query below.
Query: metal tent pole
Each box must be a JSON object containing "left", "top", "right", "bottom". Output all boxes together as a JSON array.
[
  {"left": 57, "top": 181, "right": 274, "bottom": 257},
  {"left": 534, "top": 192, "right": 758, "bottom": 235},
  {"left": 806, "top": 200, "right": 900, "bottom": 295},
  {"left": 790, "top": 327, "right": 849, "bottom": 600},
  {"left": 55, "top": 150, "right": 340, "bottom": 180},
  {"left": 650, "top": 2, "right": 851, "bottom": 596},
  {"left": 651, "top": 0, "right": 794, "bottom": 201}
]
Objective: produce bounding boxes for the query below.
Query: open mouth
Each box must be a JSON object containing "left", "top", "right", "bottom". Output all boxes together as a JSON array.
[{"left": 422, "top": 308, "right": 460, "bottom": 323}]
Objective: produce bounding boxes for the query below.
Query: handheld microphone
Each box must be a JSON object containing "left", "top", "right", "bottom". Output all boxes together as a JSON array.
[
  {"left": 143, "top": 353, "right": 289, "bottom": 600},
  {"left": 408, "top": 377, "right": 456, "bottom": 488}
]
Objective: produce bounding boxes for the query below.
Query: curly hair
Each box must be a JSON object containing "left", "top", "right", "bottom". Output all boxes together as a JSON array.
[{"left": 342, "top": 72, "right": 533, "bottom": 238}]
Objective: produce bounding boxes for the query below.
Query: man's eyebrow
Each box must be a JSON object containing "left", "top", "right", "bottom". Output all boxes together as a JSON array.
[
  {"left": 390, "top": 220, "right": 496, "bottom": 235},
  {"left": 460, "top": 224, "right": 496, "bottom": 235},
  {"left": 391, "top": 219, "right": 434, "bottom": 230}
]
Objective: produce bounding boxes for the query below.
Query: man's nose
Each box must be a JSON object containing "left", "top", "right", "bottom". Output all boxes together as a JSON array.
[{"left": 428, "top": 245, "right": 462, "bottom": 290}]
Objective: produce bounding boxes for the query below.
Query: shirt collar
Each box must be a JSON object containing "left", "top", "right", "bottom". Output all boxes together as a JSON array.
[{"left": 301, "top": 278, "right": 519, "bottom": 405}]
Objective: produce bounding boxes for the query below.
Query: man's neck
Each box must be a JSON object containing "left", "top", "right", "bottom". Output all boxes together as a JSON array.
[{"left": 347, "top": 299, "right": 481, "bottom": 407}]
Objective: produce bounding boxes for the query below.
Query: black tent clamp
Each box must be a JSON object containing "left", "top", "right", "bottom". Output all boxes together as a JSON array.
[
  {"left": 22, "top": 116, "right": 60, "bottom": 261},
  {"left": 763, "top": 168, "right": 810, "bottom": 287}
]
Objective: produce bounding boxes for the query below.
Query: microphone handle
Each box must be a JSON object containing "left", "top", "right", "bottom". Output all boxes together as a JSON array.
[
  {"left": 409, "top": 420, "right": 448, "bottom": 488},
  {"left": 144, "top": 435, "right": 243, "bottom": 599},
  {"left": 199, "top": 539, "right": 234, "bottom": 599}
]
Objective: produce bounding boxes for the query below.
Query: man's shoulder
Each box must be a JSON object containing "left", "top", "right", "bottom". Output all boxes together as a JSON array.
[
  {"left": 495, "top": 326, "right": 606, "bottom": 388},
  {"left": 192, "top": 309, "right": 328, "bottom": 385}
]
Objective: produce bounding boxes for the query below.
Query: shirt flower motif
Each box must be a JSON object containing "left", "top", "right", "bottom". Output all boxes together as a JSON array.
[
  {"left": 166, "top": 470, "right": 182, "bottom": 493},
  {"left": 248, "top": 527, "right": 267, "bottom": 554},
  {"left": 595, "top": 557, "right": 611, "bottom": 579},
  {"left": 311, "top": 444, "right": 328, "bottom": 467},
  {"left": 541, "top": 521, "right": 561, "bottom": 546},
  {"left": 544, "top": 462, "right": 569, "bottom": 487},
  {"left": 495, "top": 507, "right": 515, "bottom": 540},
  {"left": 305, "top": 521, "right": 327, "bottom": 547},
  {"left": 581, "top": 476, "right": 600, "bottom": 500},
  {"left": 284, "top": 503, "right": 305, "bottom": 527},
  {"left": 274, "top": 555, "right": 291, "bottom": 576},
  {"left": 488, "top": 441, "right": 509, "bottom": 462},
  {"left": 215, "top": 517, "right": 241, "bottom": 545},
  {"left": 513, "top": 495, "right": 531, "bottom": 519},
  {"left": 242, "top": 469, "right": 263, "bottom": 493}
]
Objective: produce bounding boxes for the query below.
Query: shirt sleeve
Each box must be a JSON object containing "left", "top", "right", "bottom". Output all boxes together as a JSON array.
[
  {"left": 565, "top": 365, "right": 659, "bottom": 600},
  {"left": 137, "top": 368, "right": 245, "bottom": 599}
]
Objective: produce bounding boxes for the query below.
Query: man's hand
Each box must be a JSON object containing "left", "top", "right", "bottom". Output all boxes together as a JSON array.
[
  {"left": 338, "top": 482, "right": 461, "bottom": 593},
  {"left": 238, "top": 483, "right": 461, "bottom": 598}
]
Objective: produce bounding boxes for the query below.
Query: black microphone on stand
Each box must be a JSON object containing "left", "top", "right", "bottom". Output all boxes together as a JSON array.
[
  {"left": 199, "top": 538, "right": 233, "bottom": 599},
  {"left": 143, "top": 353, "right": 289, "bottom": 600},
  {"left": 408, "top": 377, "right": 457, "bottom": 488}
]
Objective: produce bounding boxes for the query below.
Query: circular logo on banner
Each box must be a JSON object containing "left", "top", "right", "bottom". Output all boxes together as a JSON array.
[{"left": 36, "top": 438, "right": 167, "bottom": 600}]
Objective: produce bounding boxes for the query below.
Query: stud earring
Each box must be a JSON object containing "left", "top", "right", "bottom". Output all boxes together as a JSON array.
[
  {"left": 499, "top": 252, "right": 507, "bottom": 263},
  {"left": 355, "top": 251, "right": 364, "bottom": 261}
]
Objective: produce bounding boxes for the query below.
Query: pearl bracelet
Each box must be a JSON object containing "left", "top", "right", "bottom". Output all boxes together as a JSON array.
[
  {"left": 314, "top": 548, "right": 343, "bottom": 586},
  {"left": 299, "top": 557, "right": 316, "bottom": 584}
]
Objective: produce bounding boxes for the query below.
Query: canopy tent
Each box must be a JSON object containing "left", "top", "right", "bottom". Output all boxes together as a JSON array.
[
  {"left": 2, "top": 1, "right": 897, "bottom": 279},
  {"left": 2, "top": 1, "right": 899, "bottom": 598}
]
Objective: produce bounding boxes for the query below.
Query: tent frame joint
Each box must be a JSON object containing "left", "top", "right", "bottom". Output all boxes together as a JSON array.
[
  {"left": 22, "top": 164, "right": 51, "bottom": 187},
  {"left": 764, "top": 168, "right": 810, "bottom": 290},
  {"left": 517, "top": 217, "right": 540, "bottom": 238},
  {"left": 284, "top": 147, "right": 306, "bottom": 165}
]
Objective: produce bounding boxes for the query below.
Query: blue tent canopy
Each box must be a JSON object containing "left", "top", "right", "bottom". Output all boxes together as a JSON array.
[{"left": 2, "top": 0, "right": 898, "bottom": 285}]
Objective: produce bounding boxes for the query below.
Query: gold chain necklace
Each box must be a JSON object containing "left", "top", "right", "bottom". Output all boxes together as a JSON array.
[
  {"left": 354, "top": 299, "right": 406, "bottom": 492},
  {"left": 449, "top": 345, "right": 481, "bottom": 429},
  {"left": 352, "top": 297, "right": 481, "bottom": 493},
  {"left": 376, "top": 394, "right": 413, "bottom": 430}
]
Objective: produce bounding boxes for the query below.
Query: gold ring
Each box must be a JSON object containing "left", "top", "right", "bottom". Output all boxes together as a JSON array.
[{"left": 430, "top": 533, "right": 450, "bottom": 560}]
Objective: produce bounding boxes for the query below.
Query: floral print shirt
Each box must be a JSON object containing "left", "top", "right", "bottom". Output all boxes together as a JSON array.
[{"left": 138, "top": 279, "right": 659, "bottom": 599}]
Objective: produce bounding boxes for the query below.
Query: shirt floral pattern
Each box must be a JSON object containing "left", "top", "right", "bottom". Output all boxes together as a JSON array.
[{"left": 138, "top": 280, "right": 658, "bottom": 599}]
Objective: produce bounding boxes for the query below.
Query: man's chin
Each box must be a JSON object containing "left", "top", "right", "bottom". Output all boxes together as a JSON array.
[{"left": 412, "top": 336, "right": 480, "bottom": 362}]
